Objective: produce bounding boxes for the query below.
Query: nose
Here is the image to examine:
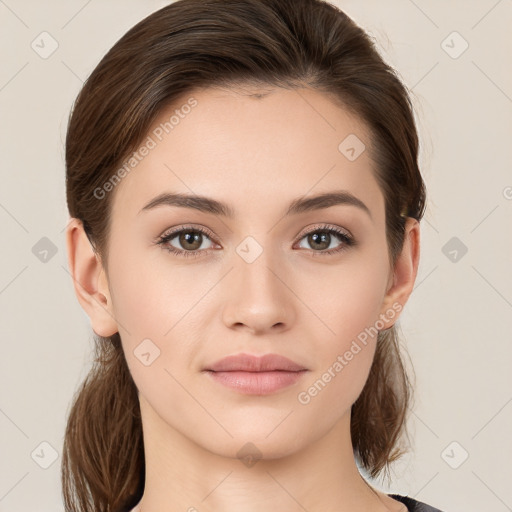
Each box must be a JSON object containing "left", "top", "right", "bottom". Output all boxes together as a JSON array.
[{"left": 221, "top": 244, "right": 295, "bottom": 335}]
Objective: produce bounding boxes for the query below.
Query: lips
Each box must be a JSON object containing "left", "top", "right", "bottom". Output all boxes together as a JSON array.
[
  {"left": 205, "top": 353, "right": 307, "bottom": 372},
  {"left": 203, "top": 353, "right": 308, "bottom": 395}
]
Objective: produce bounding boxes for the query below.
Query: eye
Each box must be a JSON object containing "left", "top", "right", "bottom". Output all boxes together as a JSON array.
[
  {"left": 156, "top": 223, "right": 355, "bottom": 259},
  {"left": 156, "top": 225, "right": 217, "bottom": 259},
  {"left": 295, "top": 224, "right": 355, "bottom": 256}
]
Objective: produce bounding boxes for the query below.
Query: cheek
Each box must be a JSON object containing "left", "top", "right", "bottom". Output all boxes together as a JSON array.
[
  {"left": 106, "top": 246, "right": 219, "bottom": 380},
  {"left": 299, "top": 247, "right": 390, "bottom": 349},
  {"left": 295, "top": 246, "right": 389, "bottom": 408},
  {"left": 295, "top": 291, "right": 383, "bottom": 426},
  {"left": 106, "top": 256, "right": 205, "bottom": 415},
  {"left": 107, "top": 242, "right": 206, "bottom": 339}
]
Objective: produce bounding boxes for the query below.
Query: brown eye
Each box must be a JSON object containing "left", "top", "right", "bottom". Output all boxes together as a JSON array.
[
  {"left": 157, "top": 226, "right": 216, "bottom": 258},
  {"left": 306, "top": 232, "right": 331, "bottom": 251},
  {"left": 176, "top": 231, "right": 204, "bottom": 251},
  {"left": 296, "top": 225, "right": 355, "bottom": 256}
]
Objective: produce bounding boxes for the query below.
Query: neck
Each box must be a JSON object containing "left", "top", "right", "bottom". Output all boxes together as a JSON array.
[{"left": 132, "top": 395, "right": 397, "bottom": 512}]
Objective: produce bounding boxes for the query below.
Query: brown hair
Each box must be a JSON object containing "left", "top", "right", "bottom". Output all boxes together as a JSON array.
[{"left": 62, "top": 1, "right": 426, "bottom": 511}]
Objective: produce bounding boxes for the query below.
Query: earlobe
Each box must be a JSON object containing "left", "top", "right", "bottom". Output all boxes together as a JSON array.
[
  {"left": 65, "top": 218, "right": 118, "bottom": 337},
  {"left": 379, "top": 218, "right": 421, "bottom": 329}
]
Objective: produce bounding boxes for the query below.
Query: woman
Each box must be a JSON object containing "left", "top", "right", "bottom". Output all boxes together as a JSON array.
[{"left": 62, "top": 0, "right": 444, "bottom": 511}]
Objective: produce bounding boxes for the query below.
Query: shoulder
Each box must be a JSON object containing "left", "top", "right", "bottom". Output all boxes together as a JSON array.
[{"left": 389, "top": 494, "right": 445, "bottom": 512}]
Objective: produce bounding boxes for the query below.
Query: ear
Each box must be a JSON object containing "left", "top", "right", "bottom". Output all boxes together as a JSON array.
[
  {"left": 65, "top": 218, "right": 118, "bottom": 337},
  {"left": 379, "top": 217, "right": 421, "bottom": 328}
]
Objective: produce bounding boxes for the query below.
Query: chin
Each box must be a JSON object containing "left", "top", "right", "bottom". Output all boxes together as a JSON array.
[{"left": 193, "top": 428, "right": 306, "bottom": 463}]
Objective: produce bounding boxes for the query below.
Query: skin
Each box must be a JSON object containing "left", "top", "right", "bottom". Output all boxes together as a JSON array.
[{"left": 67, "top": 86, "right": 419, "bottom": 512}]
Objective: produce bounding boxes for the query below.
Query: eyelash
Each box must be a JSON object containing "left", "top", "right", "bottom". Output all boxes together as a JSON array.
[{"left": 156, "top": 224, "right": 355, "bottom": 259}]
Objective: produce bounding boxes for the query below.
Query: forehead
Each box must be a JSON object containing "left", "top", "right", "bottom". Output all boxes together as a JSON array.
[{"left": 110, "top": 86, "right": 384, "bottom": 222}]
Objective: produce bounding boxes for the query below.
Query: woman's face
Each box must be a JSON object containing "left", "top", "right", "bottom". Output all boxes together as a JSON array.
[{"left": 101, "top": 86, "right": 409, "bottom": 458}]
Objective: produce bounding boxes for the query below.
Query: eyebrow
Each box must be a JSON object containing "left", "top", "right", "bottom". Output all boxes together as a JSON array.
[{"left": 139, "top": 190, "right": 372, "bottom": 219}]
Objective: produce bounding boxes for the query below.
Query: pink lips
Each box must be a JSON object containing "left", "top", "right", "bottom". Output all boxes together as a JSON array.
[{"left": 204, "top": 353, "right": 308, "bottom": 395}]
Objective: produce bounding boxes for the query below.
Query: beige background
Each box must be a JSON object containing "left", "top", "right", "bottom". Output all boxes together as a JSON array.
[{"left": 1, "top": 1, "right": 511, "bottom": 511}]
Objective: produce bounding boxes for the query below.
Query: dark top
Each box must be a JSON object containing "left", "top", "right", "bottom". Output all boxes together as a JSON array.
[{"left": 389, "top": 494, "right": 444, "bottom": 511}]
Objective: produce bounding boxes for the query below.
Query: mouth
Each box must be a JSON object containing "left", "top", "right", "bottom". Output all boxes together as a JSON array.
[{"left": 203, "top": 353, "right": 308, "bottom": 395}]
